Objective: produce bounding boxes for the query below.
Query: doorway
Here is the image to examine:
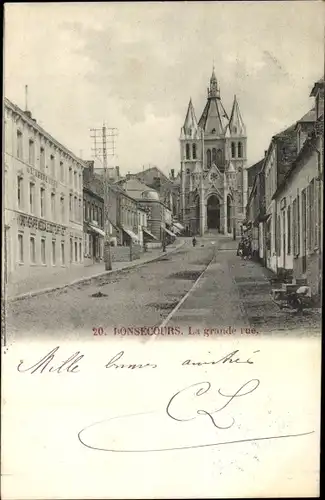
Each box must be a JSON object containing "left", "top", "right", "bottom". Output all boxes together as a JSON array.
[
  {"left": 227, "top": 195, "right": 232, "bottom": 234},
  {"left": 207, "top": 195, "right": 220, "bottom": 231}
]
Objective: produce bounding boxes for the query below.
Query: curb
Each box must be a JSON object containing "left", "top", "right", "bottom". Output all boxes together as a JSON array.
[{"left": 8, "top": 241, "right": 186, "bottom": 303}]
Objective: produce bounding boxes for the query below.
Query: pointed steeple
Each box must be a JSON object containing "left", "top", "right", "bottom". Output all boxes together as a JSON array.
[
  {"left": 180, "top": 98, "right": 199, "bottom": 139},
  {"left": 228, "top": 95, "right": 246, "bottom": 136},
  {"left": 198, "top": 71, "right": 228, "bottom": 135},
  {"left": 208, "top": 66, "right": 220, "bottom": 99}
]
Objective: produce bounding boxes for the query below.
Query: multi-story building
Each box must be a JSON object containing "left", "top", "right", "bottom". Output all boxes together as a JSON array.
[
  {"left": 3, "top": 98, "right": 84, "bottom": 286},
  {"left": 245, "top": 159, "right": 265, "bottom": 261},
  {"left": 83, "top": 186, "right": 104, "bottom": 264},
  {"left": 263, "top": 123, "right": 298, "bottom": 272},
  {"left": 179, "top": 69, "right": 248, "bottom": 236},
  {"left": 272, "top": 79, "right": 323, "bottom": 295}
]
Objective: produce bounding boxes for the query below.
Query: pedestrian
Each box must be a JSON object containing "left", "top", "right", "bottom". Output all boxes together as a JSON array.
[{"left": 192, "top": 236, "right": 197, "bottom": 247}]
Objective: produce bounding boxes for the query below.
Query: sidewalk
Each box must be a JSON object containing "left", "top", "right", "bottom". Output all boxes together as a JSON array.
[{"left": 6, "top": 239, "right": 186, "bottom": 301}]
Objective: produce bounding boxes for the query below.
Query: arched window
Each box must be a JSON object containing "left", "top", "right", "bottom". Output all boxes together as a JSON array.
[
  {"left": 185, "top": 143, "right": 190, "bottom": 160},
  {"left": 238, "top": 142, "right": 243, "bottom": 158},
  {"left": 212, "top": 148, "right": 217, "bottom": 164},
  {"left": 217, "top": 149, "right": 223, "bottom": 165},
  {"left": 192, "top": 144, "right": 197, "bottom": 159},
  {"left": 231, "top": 142, "right": 236, "bottom": 158},
  {"left": 206, "top": 149, "right": 211, "bottom": 168}
]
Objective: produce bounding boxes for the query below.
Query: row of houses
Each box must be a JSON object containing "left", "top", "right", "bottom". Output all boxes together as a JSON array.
[
  {"left": 3, "top": 97, "right": 183, "bottom": 287},
  {"left": 246, "top": 78, "right": 324, "bottom": 297}
]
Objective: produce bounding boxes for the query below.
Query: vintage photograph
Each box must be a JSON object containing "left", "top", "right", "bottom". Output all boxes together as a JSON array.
[
  {"left": 1, "top": 3, "right": 323, "bottom": 499},
  {"left": 2, "top": 3, "right": 323, "bottom": 344}
]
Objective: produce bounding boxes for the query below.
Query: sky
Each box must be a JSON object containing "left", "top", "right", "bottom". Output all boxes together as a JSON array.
[{"left": 4, "top": 2, "right": 324, "bottom": 175}]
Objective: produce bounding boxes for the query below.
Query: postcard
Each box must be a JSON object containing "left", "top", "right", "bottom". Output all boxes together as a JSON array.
[{"left": 1, "top": 2, "right": 323, "bottom": 498}]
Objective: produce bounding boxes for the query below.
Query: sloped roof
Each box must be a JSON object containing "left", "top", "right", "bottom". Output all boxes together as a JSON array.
[
  {"left": 182, "top": 99, "right": 198, "bottom": 133},
  {"left": 296, "top": 107, "right": 316, "bottom": 124},
  {"left": 198, "top": 96, "right": 229, "bottom": 135},
  {"left": 310, "top": 77, "right": 324, "bottom": 96},
  {"left": 247, "top": 159, "right": 264, "bottom": 187},
  {"left": 228, "top": 95, "right": 246, "bottom": 135}
]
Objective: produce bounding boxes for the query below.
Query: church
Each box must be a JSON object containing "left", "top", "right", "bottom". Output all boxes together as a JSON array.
[{"left": 179, "top": 69, "right": 248, "bottom": 236}]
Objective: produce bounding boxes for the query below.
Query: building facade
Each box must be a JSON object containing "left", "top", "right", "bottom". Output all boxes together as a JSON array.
[
  {"left": 3, "top": 98, "right": 84, "bottom": 286},
  {"left": 272, "top": 79, "right": 323, "bottom": 295},
  {"left": 83, "top": 187, "right": 104, "bottom": 264},
  {"left": 179, "top": 69, "right": 248, "bottom": 236}
]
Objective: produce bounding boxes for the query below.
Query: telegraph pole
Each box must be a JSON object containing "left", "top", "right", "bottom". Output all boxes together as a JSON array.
[{"left": 90, "top": 125, "right": 118, "bottom": 271}]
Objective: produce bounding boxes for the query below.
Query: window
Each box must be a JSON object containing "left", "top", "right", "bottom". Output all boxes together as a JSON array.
[
  {"left": 238, "top": 142, "right": 243, "bottom": 158},
  {"left": 79, "top": 174, "right": 82, "bottom": 191},
  {"left": 70, "top": 238, "right": 73, "bottom": 262},
  {"left": 185, "top": 143, "right": 190, "bottom": 160},
  {"left": 40, "top": 147, "right": 45, "bottom": 171},
  {"left": 61, "top": 242, "right": 65, "bottom": 265},
  {"left": 308, "top": 180, "right": 315, "bottom": 251},
  {"left": 17, "top": 176, "right": 23, "bottom": 209},
  {"left": 301, "top": 189, "right": 307, "bottom": 257},
  {"left": 217, "top": 149, "right": 223, "bottom": 166},
  {"left": 18, "top": 234, "right": 24, "bottom": 262},
  {"left": 69, "top": 167, "right": 72, "bottom": 185},
  {"left": 51, "top": 193, "right": 56, "bottom": 219},
  {"left": 212, "top": 148, "right": 217, "bottom": 164},
  {"left": 79, "top": 242, "right": 82, "bottom": 262},
  {"left": 87, "top": 202, "right": 91, "bottom": 220},
  {"left": 52, "top": 240, "right": 56, "bottom": 265},
  {"left": 276, "top": 215, "right": 281, "bottom": 255},
  {"left": 297, "top": 194, "right": 300, "bottom": 255},
  {"left": 30, "top": 236, "right": 36, "bottom": 263},
  {"left": 41, "top": 238, "right": 46, "bottom": 264},
  {"left": 74, "top": 241, "right": 78, "bottom": 262},
  {"left": 206, "top": 149, "right": 211, "bottom": 168},
  {"left": 29, "top": 183, "right": 35, "bottom": 213},
  {"left": 192, "top": 144, "right": 197, "bottom": 159},
  {"left": 287, "top": 205, "right": 291, "bottom": 255},
  {"left": 83, "top": 199, "right": 86, "bottom": 220},
  {"left": 69, "top": 194, "right": 73, "bottom": 218},
  {"left": 29, "top": 139, "right": 35, "bottom": 165},
  {"left": 74, "top": 171, "right": 77, "bottom": 188},
  {"left": 17, "top": 130, "right": 23, "bottom": 159},
  {"left": 40, "top": 187, "right": 45, "bottom": 217},
  {"left": 79, "top": 199, "right": 82, "bottom": 222},
  {"left": 74, "top": 197, "right": 77, "bottom": 221},
  {"left": 231, "top": 142, "right": 236, "bottom": 158},
  {"left": 99, "top": 208, "right": 103, "bottom": 227},
  {"left": 50, "top": 155, "right": 55, "bottom": 177},
  {"left": 60, "top": 196, "right": 65, "bottom": 222},
  {"left": 60, "top": 161, "right": 64, "bottom": 182}
]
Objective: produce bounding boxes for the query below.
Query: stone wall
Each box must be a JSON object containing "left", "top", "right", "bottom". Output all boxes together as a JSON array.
[{"left": 111, "top": 244, "right": 141, "bottom": 262}]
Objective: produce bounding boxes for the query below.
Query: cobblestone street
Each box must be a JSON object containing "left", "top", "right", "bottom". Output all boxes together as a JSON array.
[{"left": 7, "top": 234, "right": 321, "bottom": 344}]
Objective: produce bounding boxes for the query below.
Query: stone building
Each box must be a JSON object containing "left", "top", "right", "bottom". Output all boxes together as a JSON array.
[
  {"left": 272, "top": 79, "right": 323, "bottom": 296},
  {"left": 83, "top": 185, "right": 104, "bottom": 265},
  {"left": 179, "top": 69, "right": 248, "bottom": 236},
  {"left": 3, "top": 98, "right": 84, "bottom": 287}
]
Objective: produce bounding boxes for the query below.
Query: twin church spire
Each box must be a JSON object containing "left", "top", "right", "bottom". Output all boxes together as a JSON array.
[{"left": 180, "top": 68, "right": 245, "bottom": 139}]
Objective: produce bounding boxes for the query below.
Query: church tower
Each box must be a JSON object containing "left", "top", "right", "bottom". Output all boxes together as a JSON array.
[{"left": 179, "top": 70, "right": 247, "bottom": 237}]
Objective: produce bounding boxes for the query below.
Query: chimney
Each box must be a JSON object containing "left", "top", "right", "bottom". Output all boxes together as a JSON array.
[
  {"left": 170, "top": 169, "right": 175, "bottom": 179},
  {"left": 24, "top": 110, "right": 32, "bottom": 119},
  {"left": 115, "top": 166, "right": 120, "bottom": 179},
  {"left": 264, "top": 150, "right": 268, "bottom": 157}
]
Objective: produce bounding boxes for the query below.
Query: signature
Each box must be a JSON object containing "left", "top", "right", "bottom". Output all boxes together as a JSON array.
[{"left": 78, "top": 379, "right": 314, "bottom": 452}]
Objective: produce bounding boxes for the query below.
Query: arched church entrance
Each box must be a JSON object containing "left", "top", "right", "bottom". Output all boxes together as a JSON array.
[
  {"left": 207, "top": 195, "right": 220, "bottom": 231},
  {"left": 227, "top": 195, "right": 232, "bottom": 234}
]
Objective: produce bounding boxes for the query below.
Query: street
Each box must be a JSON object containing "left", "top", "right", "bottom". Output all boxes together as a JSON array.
[{"left": 7, "top": 234, "right": 321, "bottom": 342}]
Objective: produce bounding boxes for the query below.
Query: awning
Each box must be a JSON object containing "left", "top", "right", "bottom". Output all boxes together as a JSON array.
[
  {"left": 88, "top": 224, "right": 105, "bottom": 237},
  {"left": 122, "top": 227, "right": 139, "bottom": 241},
  {"left": 171, "top": 224, "right": 181, "bottom": 234},
  {"left": 173, "top": 222, "right": 184, "bottom": 231},
  {"left": 143, "top": 227, "right": 158, "bottom": 240},
  {"left": 163, "top": 227, "right": 177, "bottom": 238}
]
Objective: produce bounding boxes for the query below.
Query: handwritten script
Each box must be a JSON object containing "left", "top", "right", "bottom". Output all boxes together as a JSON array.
[{"left": 16, "top": 347, "right": 314, "bottom": 453}]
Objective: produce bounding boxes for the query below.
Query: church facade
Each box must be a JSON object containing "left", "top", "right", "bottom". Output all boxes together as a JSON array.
[{"left": 179, "top": 70, "right": 248, "bottom": 236}]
